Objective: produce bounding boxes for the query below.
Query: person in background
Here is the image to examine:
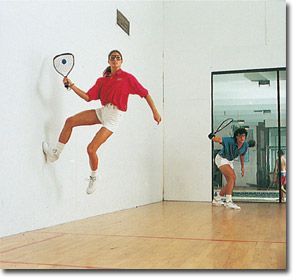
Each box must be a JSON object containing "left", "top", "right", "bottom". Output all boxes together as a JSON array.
[
  {"left": 211, "top": 128, "right": 253, "bottom": 210},
  {"left": 273, "top": 150, "right": 287, "bottom": 202}
]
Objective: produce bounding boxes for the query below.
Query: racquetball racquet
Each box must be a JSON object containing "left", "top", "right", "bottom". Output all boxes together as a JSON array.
[
  {"left": 208, "top": 118, "right": 233, "bottom": 139},
  {"left": 53, "top": 53, "right": 75, "bottom": 90}
]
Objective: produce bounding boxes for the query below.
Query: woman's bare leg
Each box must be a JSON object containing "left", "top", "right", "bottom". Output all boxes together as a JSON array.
[
  {"left": 87, "top": 127, "right": 113, "bottom": 171},
  {"left": 218, "top": 164, "right": 236, "bottom": 196},
  {"left": 59, "top": 110, "right": 101, "bottom": 144}
]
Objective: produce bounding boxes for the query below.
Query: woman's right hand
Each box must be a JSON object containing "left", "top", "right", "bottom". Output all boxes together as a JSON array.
[{"left": 63, "top": 77, "right": 73, "bottom": 88}]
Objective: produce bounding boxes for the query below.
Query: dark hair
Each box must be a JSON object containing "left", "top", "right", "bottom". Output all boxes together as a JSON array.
[
  {"left": 233, "top": 127, "right": 248, "bottom": 138},
  {"left": 279, "top": 149, "right": 285, "bottom": 156},
  {"left": 103, "top": 66, "right": 111, "bottom": 77},
  {"left": 103, "top": 50, "right": 123, "bottom": 76},
  {"left": 108, "top": 49, "right": 123, "bottom": 60}
]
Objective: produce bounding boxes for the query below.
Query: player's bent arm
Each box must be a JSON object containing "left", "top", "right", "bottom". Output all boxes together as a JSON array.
[
  {"left": 63, "top": 77, "right": 90, "bottom": 102},
  {"left": 212, "top": 136, "right": 222, "bottom": 144},
  {"left": 145, "top": 94, "right": 161, "bottom": 124},
  {"left": 240, "top": 155, "right": 245, "bottom": 176},
  {"left": 70, "top": 84, "right": 90, "bottom": 102},
  {"left": 240, "top": 155, "right": 245, "bottom": 168}
]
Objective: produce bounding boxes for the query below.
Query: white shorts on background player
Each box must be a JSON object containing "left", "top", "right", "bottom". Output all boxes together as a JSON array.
[{"left": 215, "top": 154, "right": 234, "bottom": 169}]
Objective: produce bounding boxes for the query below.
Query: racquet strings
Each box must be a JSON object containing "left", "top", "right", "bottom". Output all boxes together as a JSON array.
[{"left": 53, "top": 53, "right": 74, "bottom": 77}]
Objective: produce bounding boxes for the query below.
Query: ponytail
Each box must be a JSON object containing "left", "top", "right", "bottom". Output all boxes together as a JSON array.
[{"left": 103, "top": 66, "right": 111, "bottom": 77}]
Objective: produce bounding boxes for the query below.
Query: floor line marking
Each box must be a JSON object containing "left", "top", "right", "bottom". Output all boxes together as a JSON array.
[
  {"left": 0, "top": 260, "right": 105, "bottom": 269},
  {"left": 39, "top": 231, "right": 286, "bottom": 244},
  {"left": 0, "top": 233, "right": 65, "bottom": 254}
]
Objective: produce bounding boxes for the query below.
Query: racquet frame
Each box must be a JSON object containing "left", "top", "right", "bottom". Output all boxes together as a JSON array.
[
  {"left": 53, "top": 53, "right": 75, "bottom": 90},
  {"left": 208, "top": 118, "right": 233, "bottom": 139}
]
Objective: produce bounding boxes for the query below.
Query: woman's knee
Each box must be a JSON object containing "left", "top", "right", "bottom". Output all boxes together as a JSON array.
[
  {"left": 226, "top": 172, "right": 236, "bottom": 182},
  {"left": 65, "top": 116, "right": 76, "bottom": 128},
  {"left": 87, "top": 144, "right": 99, "bottom": 156}
]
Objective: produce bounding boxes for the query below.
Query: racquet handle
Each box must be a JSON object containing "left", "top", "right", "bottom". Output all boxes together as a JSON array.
[
  {"left": 208, "top": 133, "right": 215, "bottom": 139},
  {"left": 63, "top": 76, "right": 71, "bottom": 90},
  {"left": 63, "top": 80, "right": 71, "bottom": 90}
]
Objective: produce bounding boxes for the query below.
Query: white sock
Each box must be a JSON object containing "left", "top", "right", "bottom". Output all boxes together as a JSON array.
[
  {"left": 226, "top": 195, "right": 232, "bottom": 202},
  {"left": 56, "top": 142, "right": 65, "bottom": 154},
  {"left": 91, "top": 170, "right": 97, "bottom": 178}
]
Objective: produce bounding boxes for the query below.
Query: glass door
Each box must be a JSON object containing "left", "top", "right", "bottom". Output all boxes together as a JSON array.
[
  {"left": 277, "top": 70, "right": 287, "bottom": 202},
  {"left": 211, "top": 68, "right": 286, "bottom": 202}
]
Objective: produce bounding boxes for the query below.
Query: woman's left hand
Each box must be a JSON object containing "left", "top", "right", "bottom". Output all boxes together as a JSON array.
[
  {"left": 241, "top": 167, "right": 245, "bottom": 177},
  {"left": 153, "top": 111, "right": 162, "bottom": 125}
]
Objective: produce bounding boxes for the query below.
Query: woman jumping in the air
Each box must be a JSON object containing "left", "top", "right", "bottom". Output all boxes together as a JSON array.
[{"left": 43, "top": 50, "right": 161, "bottom": 194}]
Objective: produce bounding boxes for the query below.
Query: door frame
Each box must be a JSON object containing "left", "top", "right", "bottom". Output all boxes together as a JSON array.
[{"left": 210, "top": 67, "right": 286, "bottom": 202}]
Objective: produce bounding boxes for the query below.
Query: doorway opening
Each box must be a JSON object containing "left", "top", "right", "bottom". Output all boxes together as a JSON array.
[{"left": 211, "top": 68, "right": 286, "bottom": 202}]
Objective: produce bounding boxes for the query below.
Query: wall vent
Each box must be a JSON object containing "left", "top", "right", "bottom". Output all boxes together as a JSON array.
[{"left": 116, "top": 9, "right": 130, "bottom": 35}]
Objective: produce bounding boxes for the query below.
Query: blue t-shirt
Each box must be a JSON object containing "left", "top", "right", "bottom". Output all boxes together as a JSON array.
[{"left": 218, "top": 137, "right": 249, "bottom": 161}]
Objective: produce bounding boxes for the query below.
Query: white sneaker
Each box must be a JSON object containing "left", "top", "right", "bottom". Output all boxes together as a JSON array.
[
  {"left": 42, "top": 141, "right": 59, "bottom": 163},
  {"left": 86, "top": 176, "right": 96, "bottom": 194},
  {"left": 224, "top": 201, "right": 241, "bottom": 210},
  {"left": 212, "top": 196, "right": 225, "bottom": 206}
]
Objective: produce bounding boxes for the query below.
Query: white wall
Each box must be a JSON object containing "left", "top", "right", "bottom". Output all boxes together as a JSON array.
[
  {"left": 163, "top": 0, "right": 286, "bottom": 201},
  {"left": 0, "top": 0, "right": 286, "bottom": 238},
  {"left": 0, "top": 1, "right": 164, "bottom": 237}
]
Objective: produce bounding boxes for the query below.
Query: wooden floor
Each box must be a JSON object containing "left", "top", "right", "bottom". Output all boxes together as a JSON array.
[{"left": 0, "top": 201, "right": 286, "bottom": 269}]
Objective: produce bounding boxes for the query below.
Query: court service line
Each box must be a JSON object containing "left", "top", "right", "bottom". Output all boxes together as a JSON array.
[
  {"left": 0, "top": 260, "right": 104, "bottom": 269},
  {"left": 40, "top": 231, "right": 286, "bottom": 244},
  {"left": 0, "top": 233, "right": 65, "bottom": 254}
]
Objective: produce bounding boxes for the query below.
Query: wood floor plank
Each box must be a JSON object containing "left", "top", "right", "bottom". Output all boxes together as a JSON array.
[
  {"left": 0, "top": 232, "right": 63, "bottom": 254},
  {"left": 0, "top": 202, "right": 286, "bottom": 269}
]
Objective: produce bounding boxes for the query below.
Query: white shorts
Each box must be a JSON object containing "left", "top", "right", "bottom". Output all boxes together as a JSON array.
[
  {"left": 95, "top": 103, "right": 124, "bottom": 133},
  {"left": 215, "top": 154, "right": 234, "bottom": 169}
]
